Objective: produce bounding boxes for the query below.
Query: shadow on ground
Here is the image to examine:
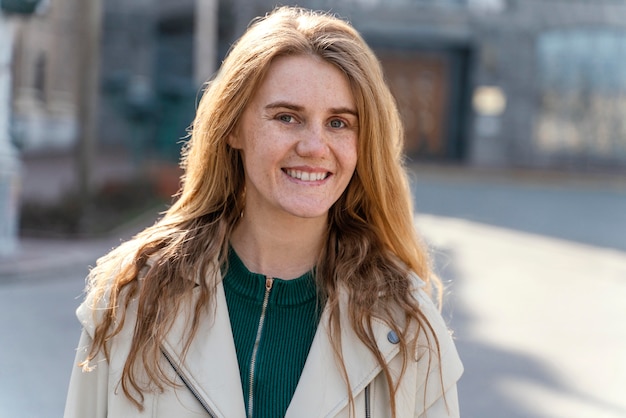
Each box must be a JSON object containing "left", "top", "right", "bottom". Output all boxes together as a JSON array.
[{"left": 434, "top": 245, "right": 626, "bottom": 418}]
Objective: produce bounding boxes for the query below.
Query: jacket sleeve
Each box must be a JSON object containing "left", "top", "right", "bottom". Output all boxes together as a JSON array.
[
  {"left": 413, "top": 277, "right": 464, "bottom": 417},
  {"left": 419, "top": 385, "right": 460, "bottom": 418},
  {"left": 416, "top": 328, "right": 463, "bottom": 417},
  {"left": 63, "top": 329, "right": 109, "bottom": 418}
]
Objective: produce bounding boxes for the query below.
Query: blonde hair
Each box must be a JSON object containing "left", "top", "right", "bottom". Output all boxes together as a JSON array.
[{"left": 82, "top": 6, "right": 440, "bottom": 416}]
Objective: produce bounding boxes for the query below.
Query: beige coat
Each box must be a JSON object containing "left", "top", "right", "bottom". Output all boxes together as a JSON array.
[{"left": 64, "top": 271, "right": 463, "bottom": 418}]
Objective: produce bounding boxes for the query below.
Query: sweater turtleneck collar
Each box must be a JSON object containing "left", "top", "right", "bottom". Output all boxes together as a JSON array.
[{"left": 223, "top": 246, "right": 318, "bottom": 307}]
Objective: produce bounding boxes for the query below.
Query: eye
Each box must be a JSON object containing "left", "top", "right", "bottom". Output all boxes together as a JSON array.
[
  {"left": 277, "top": 114, "right": 296, "bottom": 124},
  {"left": 329, "top": 118, "right": 346, "bottom": 129}
]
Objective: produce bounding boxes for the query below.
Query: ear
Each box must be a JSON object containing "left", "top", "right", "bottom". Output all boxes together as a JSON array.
[{"left": 227, "top": 129, "right": 242, "bottom": 149}]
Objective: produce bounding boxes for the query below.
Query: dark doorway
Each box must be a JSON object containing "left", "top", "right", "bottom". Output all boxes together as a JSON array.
[{"left": 377, "top": 47, "right": 471, "bottom": 161}]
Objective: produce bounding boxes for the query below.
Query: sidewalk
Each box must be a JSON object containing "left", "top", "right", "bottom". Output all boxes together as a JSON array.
[
  {"left": 0, "top": 236, "right": 120, "bottom": 280},
  {"left": 0, "top": 209, "right": 158, "bottom": 280},
  {"left": 416, "top": 214, "right": 626, "bottom": 418},
  {"left": 0, "top": 214, "right": 157, "bottom": 281}
]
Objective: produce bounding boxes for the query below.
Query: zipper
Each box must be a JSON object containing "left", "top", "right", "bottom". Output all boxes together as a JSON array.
[
  {"left": 364, "top": 384, "right": 371, "bottom": 418},
  {"left": 162, "top": 347, "right": 218, "bottom": 418},
  {"left": 248, "top": 277, "right": 274, "bottom": 418}
]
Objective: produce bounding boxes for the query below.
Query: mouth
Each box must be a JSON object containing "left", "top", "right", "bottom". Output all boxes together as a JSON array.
[{"left": 283, "top": 168, "right": 330, "bottom": 182}]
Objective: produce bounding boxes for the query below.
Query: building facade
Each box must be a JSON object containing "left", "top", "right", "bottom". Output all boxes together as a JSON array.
[
  {"left": 10, "top": 0, "right": 78, "bottom": 151},
  {"left": 10, "top": 0, "right": 626, "bottom": 170},
  {"left": 317, "top": 0, "right": 626, "bottom": 169}
]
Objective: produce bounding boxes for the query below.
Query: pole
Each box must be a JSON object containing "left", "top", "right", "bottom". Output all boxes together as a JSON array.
[
  {"left": 0, "top": 15, "right": 20, "bottom": 256},
  {"left": 194, "top": 0, "right": 219, "bottom": 87},
  {"left": 75, "top": 0, "right": 103, "bottom": 206}
]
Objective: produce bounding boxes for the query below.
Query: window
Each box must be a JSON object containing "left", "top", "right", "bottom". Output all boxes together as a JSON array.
[{"left": 536, "top": 29, "right": 626, "bottom": 163}]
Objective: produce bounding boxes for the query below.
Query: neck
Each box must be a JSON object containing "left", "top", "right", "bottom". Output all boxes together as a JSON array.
[{"left": 230, "top": 213, "right": 327, "bottom": 280}]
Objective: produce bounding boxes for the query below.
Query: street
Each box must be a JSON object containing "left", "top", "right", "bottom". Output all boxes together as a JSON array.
[
  {"left": 0, "top": 267, "right": 88, "bottom": 418},
  {"left": 418, "top": 215, "right": 626, "bottom": 418},
  {"left": 412, "top": 169, "right": 626, "bottom": 418},
  {"left": 1, "top": 168, "right": 625, "bottom": 417}
]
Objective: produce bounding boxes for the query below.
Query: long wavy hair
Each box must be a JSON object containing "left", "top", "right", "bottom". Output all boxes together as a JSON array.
[{"left": 82, "top": 6, "right": 441, "bottom": 416}]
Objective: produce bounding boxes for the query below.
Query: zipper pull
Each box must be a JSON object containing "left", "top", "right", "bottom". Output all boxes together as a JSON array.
[{"left": 265, "top": 277, "right": 274, "bottom": 291}]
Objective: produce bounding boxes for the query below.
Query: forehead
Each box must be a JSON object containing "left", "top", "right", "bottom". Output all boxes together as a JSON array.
[{"left": 250, "top": 54, "right": 356, "bottom": 109}]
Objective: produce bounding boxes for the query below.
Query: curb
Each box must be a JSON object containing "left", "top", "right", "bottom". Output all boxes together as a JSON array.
[
  {"left": 0, "top": 238, "right": 114, "bottom": 280},
  {"left": 0, "top": 209, "right": 159, "bottom": 280}
]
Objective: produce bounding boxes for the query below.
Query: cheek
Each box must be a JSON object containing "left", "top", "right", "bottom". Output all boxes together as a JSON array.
[
  {"left": 240, "top": 138, "right": 279, "bottom": 179},
  {"left": 341, "top": 138, "right": 359, "bottom": 173}
]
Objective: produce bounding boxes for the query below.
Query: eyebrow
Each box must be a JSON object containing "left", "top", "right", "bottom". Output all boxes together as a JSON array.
[{"left": 265, "top": 101, "right": 358, "bottom": 117}]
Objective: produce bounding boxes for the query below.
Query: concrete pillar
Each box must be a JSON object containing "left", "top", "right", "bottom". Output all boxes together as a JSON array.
[
  {"left": 194, "top": 0, "right": 218, "bottom": 86},
  {"left": 0, "top": 15, "right": 20, "bottom": 256},
  {"left": 75, "top": 0, "right": 103, "bottom": 201}
]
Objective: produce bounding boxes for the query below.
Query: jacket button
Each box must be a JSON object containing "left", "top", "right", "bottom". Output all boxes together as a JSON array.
[{"left": 387, "top": 330, "right": 400, "bottom": 344}]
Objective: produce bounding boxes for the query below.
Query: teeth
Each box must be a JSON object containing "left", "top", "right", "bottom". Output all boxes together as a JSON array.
[{"left": 286, "top": 169, "right": 328, "bottom": 181}]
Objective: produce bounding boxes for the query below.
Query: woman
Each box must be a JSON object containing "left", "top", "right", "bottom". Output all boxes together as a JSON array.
[{"left": 64, "top": 6, "right": 462, "bottom": 418}]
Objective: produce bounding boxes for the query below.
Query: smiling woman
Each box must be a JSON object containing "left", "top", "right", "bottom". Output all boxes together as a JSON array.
[
  {"left": 228, "top": 54, "right": 358, "bottom": 239},
  {"left": 64, "top": 6, "right": 462, "bottom": 418}
]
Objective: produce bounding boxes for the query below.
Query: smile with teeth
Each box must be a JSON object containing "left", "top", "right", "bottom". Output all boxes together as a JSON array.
[{"left": 284, "top": 169, "right": 330, "bottom": 182}]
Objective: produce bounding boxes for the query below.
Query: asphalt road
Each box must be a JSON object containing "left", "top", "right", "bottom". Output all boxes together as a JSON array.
[
  {"left": 1, "top": 169, "right": 625, "bottom": 417},
  {"left": 417, "top": 214, "right": 626, "bottom": 418},
  {"left": 0, "top": 267, "right": 88, "bottom": 418},
  {"left": 411, "top": 168, "right": 626, "bottom": 252},
  {"left": 412, "top": 169, "right": 626, "bottom": 418}
]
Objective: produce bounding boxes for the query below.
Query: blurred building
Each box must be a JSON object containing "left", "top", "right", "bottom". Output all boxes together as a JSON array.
[
  {"left": 1, "top": 0, "right": 46, "bottom": 254},
  {"left": 10, "top": 0, "right": 77, "bottom": 152},
  {"left": 315, "top": 0, "right": 626, "bottom": 170},
  {"left": 9, "top": 0, "right": 626, "bottom": 170}
]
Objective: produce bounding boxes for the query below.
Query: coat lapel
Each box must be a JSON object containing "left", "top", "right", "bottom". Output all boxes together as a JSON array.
[
  {"left": 161, "top": 282, "right": 246, "bottom": 418},
  {"left": 159, "top": 272, "right": 416, "bottom": 418},
  {"left": 286, "top": 297, "right": 402, "bottom": 417}
]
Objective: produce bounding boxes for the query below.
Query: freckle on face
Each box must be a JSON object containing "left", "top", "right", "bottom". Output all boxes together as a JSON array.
[{"left": 229, "top": 54, "right": 358, "bottom": 222}]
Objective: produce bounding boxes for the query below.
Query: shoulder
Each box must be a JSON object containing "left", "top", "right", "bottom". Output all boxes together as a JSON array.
[
  {"left": 76, "top": 245, "right": 157, "bottom": 337},
  {"left": 408, "top": 273, "right": 447, "bottom": 334},
  {"left": 408, "top": 272, "right": 459, "bottom": 352},
  {"left": 408, "top": 272, "right": 464, "bottom": 399}
]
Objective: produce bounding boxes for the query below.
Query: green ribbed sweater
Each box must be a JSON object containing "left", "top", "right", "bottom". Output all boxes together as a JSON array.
[{"left": 223, "top": 248, "right": 323, "bottom": 418}]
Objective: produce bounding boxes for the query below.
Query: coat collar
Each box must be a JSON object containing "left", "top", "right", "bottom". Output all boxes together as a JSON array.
[
  {"left": 287, "top": 294, "right": 402, "bottom": 417},
  {"left": 161, "top": 282, "right": 247, "bottom": 418},
  {"left": 161, "top": 278, "right": 403, "bottom": 418}
]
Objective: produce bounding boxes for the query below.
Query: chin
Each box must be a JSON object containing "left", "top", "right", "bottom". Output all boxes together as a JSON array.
[
  {"left": 291, "top": 210, "right": 330, "bottom": 220},
  {"left": 284, "top": 206, "right": 331, "bottom": 220}
]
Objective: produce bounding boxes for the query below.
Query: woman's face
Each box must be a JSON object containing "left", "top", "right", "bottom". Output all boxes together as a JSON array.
[{"left": 229, "top": 54, "right": 358, "bottom": 223}]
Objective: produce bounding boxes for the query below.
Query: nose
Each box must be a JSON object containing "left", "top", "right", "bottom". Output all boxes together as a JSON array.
[{"left": 295, "top": 125, "right": 328, "bottom": 158}]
